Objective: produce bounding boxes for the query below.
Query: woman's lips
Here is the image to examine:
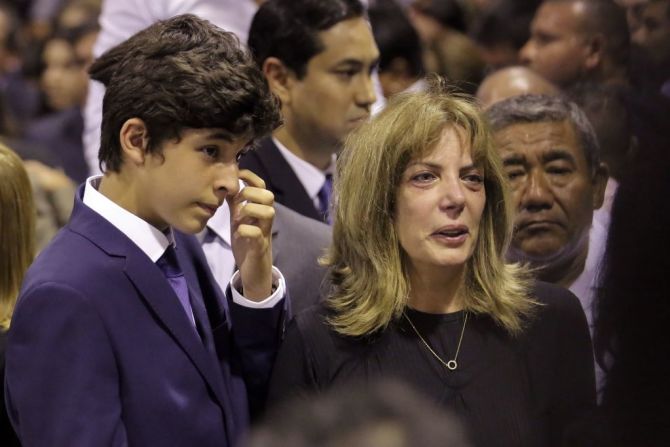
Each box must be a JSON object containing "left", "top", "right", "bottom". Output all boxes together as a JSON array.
[{"left": 430, "top": 227, "right": 469, "bottom": 247}]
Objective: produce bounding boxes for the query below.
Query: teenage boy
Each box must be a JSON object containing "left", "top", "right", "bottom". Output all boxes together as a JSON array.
[{"left": 5, "top": 14, "right": 285, "bottom": 447}]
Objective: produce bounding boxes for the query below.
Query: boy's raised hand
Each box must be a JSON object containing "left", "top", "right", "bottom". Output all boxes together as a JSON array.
[{"left": 229, "top": 169, "right": 275, "bottom": 301}]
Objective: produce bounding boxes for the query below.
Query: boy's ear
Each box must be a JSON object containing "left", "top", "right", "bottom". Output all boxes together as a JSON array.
[
  {"left": 263, "top": 57, "right": 293, "bottom": 105},
  {"left": 119, "top": 118, "right": 149, "bottom": 166}
]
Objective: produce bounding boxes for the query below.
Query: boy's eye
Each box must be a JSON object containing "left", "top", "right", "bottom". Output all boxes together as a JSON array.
[{"left": 201, "top": 146, "right": 219, "bottom": 159}]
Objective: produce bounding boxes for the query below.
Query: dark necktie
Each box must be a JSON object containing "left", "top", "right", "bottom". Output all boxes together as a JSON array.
[
  {"left": 156, "top": 244, "right": 195, "bottom": 327},
  {"left": 317, "top": 173, "right": 333, "bottom": 224}
]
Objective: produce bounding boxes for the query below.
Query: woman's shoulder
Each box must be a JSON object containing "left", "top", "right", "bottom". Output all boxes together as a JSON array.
[{"left": 289, "top": 303, "right": 376, "bottom": 356}]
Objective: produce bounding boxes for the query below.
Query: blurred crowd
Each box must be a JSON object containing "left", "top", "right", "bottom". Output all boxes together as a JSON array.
[
  {"left": 1, "top": 0, "right": 669, "bottom": 446},
  {"left": 1, "top": 0, "right": 668, "bottom": 250}
]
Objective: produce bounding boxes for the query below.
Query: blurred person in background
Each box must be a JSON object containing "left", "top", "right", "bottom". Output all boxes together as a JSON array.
[
  {"left": 0, "top": 2, "right": 41, "bottom": 132},
  {"left": 23, "top": 21, "right": 98, "bottom": 183},
  {"left": 471, "top": 0, "right": 542, "bottom": 72},
  {"left": 476, "top": 65, "right": 559, "bottom": 109},
  {"left": 571, "top": 114, "right": 670, "bottom": 447},
  {"left": 628, "top": 0, "right": 670, "bottom": 97},
  {"left": 520, "top": 0, "right": 630, "bottom": 89},
  {"left": 245, "top": 380, "right": 471, "bottom": 447},
  {"left": 369, "top": 0, "right": 426, "bottom": 98},
  {"left": 408, "top": 0, "right": 485, "bottom": 93},
  {"left": 0, "top": 142, "right": 35, "bottom": 447}
]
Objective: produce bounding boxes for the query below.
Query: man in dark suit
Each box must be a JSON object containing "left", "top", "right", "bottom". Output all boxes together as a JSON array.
[
  {"left": 5, "top": 15, "right": 285, "bottom": 446},
  {"left": 243, "top": 0, "right": 379, "bottom": 223}
]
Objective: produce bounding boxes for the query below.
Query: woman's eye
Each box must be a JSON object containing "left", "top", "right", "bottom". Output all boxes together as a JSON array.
[
  {"left": 411, "top": 172, "right": 436, "bottom": 183},
  {"left": 463, "top": 174, "right": 483, "bottom": 184}
]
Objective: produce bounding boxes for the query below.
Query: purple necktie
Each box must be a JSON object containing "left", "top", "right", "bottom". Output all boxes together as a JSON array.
[
  {"left": 156, "top": 245, "right": 195, "bottom": 327},
  {"left": 317, "top": 173, "right": 333, "bottom": 224}
]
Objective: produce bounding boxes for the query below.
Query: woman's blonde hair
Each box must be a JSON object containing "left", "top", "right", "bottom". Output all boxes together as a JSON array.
[
  {"left": 324, "top": 77, "right": 535, "bottom": 337},
  {"left": 0, "top": 143, "right": 35, "bottom": 330}
]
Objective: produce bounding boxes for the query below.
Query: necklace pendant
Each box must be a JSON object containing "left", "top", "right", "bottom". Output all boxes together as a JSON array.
[{"left": 446, "top": 360, "right": 458, "bottom": 371}]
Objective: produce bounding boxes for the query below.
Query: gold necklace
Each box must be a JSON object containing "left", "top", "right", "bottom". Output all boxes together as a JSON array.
[{"left": 403, "top": 310, "right": 468, "bottom": 371}]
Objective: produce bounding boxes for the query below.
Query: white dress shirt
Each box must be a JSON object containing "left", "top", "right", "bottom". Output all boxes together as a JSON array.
[
  {"left": 569, "top": 217, "right": 608, "bottom": 395},
  {"left": 272, "top": 137, "right": 336, "bottom": 210},
  {"left": 83, "top": 176, "right": 284, "bottom": 309}
]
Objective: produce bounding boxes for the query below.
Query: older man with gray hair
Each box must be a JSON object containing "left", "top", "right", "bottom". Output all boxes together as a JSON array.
[{"left": 486, "top": 95, "right": 608, "bottom": 332}]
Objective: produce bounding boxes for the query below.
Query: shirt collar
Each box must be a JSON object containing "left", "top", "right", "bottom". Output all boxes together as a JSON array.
[
  {"left": 272, "top": 136, "right": 336, "bottom": 200},
  {"left": 83, "top": 175, "right": 174, "bottom": 262},
  {"left": 203, "top": 201, "right": 231, "bottom": 247}
]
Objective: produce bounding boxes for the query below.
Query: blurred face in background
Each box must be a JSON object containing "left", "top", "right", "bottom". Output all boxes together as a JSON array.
[
  {"left": 520, "top": 1, "right": 592, "bottom": 87},
  {"left": 630, "top": 1, "right": 670, "bottom": 68},
  {"left": 40, "top": 30, "right": 97, "bottom": 110},
  {"left": 41, "top": 38, "right": 87, "bottom": 110}
]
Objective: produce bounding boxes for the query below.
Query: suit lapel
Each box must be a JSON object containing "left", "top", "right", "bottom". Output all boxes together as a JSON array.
[
  {"left": 68, "top": 187, "right": 229, "bottom": 413},
  {"left": 256, "top": 139, "right": 322, "bottom": 220}
]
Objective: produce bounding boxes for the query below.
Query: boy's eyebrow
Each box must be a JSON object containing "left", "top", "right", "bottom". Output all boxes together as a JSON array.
[{"left": 203, "top": 131, "right": 234, "bottom": 142}]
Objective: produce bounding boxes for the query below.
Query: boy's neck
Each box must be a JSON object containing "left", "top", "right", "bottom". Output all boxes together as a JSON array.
[{"left": 98, "top": 172, "right": 167, "bottom": 231}]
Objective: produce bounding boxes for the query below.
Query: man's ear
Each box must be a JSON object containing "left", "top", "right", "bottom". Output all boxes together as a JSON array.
[
  {"left": 583, "top": 34, "right": 605, "bottom": 71},
  {"left": 263, "top": 56, "right": 294, "bottom": 105},
  {"left": 119, "top": 118, "right": 149, "bottom": 166},
  {"left": 591, "top": 161, "right": 609, "bottom": 210}
]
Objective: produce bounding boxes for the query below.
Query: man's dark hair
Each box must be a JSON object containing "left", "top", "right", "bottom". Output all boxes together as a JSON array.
[
  {"left": 89, "top": 14, "right": 281, "bottom": 173},
  {"left": 247, "top": 0, "right": 364, "bottom": 79},
  {"left": 471, "top": 0, "right": 541, "bottom": 51},
  {"left": 369, "top": 1, "right": 424, "bottom": 78},
  {"left": 566, "top": 82, "right": 633, "bottom": 181},
  {"left": 411, "top": 0, "right": 467, "bottom": 32},
  {"left": 0, "top": 2, "right": 23, "bottom": 54}
]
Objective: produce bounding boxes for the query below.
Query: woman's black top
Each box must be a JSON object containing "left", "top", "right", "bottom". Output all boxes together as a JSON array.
[{"left": 268, "top": 281, "right": 596, "bottom": 447}]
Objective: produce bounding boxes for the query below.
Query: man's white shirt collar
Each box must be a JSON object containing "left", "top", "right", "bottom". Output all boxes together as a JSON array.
[
  {"left": 272, "top": 137, "right": 335, "bottom": 201},
  {"left": 203, "top": 201, "right": 231, "bottom": 247},
  {"left": 83, "top": 175, "right": 174, "bottom": 262}
]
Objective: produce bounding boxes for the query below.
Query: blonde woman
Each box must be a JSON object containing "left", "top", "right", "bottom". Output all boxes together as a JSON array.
[
  {"left": 0, "top": 143, "right": 34, "bottom": 446},
  {"left": 268, "top": 80, "right": 595, "bottom": 446}
]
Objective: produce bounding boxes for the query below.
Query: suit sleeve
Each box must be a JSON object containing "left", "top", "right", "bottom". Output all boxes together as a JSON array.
[
  {"left": 227, "top": 286, "right": 289, "bottom": 419},
  {"left": 266, "top": 315, "right": 319, "bottom": 408},
  {"left": 5, "top": 282, "right": 128, "bottom": 446},
  {"left": 537, "top": 284, "right": 596, "bottom": 444}
]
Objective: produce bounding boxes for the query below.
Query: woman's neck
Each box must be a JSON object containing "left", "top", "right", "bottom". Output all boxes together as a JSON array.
[{"left": 407, "top": 265, "right": 466, "bottom": 314}]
